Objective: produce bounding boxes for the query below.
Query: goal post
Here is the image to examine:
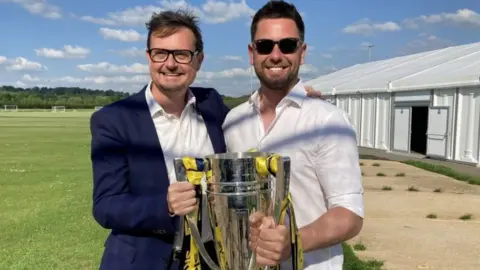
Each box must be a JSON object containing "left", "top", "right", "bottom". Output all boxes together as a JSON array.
[
  {"left": 3, "top": 105, "right": 18, "bottom": 112},
  {"left": 51, "top": 106, "right": 66, "bottom": 112}
]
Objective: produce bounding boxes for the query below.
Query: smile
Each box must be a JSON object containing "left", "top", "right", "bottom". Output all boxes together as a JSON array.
[{"left": 266, "top": 66, "right": 287, "bottom": 72}]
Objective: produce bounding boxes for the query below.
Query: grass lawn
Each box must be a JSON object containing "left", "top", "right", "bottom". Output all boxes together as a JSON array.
[{"left": 0, "top": 112, "right": 380, "bottom": 269}]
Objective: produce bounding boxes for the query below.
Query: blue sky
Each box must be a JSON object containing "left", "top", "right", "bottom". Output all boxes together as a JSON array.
[{"left": 1, "top": 0, "right": 480, "bottom": 97}]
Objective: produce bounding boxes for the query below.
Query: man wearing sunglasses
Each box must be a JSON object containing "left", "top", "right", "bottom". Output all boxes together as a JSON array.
[
  {"left": 223, "top": 1, "right": 364, "bottom": 269},
  {"left": 89, "top": 7, "right": 325, "bottom": 270}
]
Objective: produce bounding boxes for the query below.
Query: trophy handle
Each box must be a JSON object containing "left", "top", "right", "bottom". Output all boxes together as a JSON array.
[
  {"left": 253, "top": 154, "right": 291, "bottom": 223},
  {"left": 173, "top": 158, "right": 221, "bottom": 270},
  {"left": 252, "top": 154, "right": 291, "bottom": 270},
  {"left": 271, "top": 155, "right": 291, "bottom": 224}
]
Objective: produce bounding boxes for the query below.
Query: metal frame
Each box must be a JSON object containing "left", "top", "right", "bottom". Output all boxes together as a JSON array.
[
  {"left": 388, "top": 93, "right": 395, "bottom": 152},
  {"left": 372, "top": 93, "right": 378, "bottom": 148},
  {"left": 394, "top": 100, "right": 431, "bottom": 107},
  {"left": 452, "top": 88, "right": 460, "bottom": 160},
  {"left": 390, "top": 90, "right": 434, "bottom": 154},
  {"left": 477, "top": 104, "right": 480, "bottom": 166},
  {"left": 425, "top": 106, "right": 450, "bottom": 159},
  {"left": 359, "top": 94, "right": 363, "bottom": 146}
]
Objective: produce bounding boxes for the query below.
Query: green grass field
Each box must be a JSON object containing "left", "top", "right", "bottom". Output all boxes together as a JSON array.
[{"left": 0, "top": 112, "right": 381, "bottom": 269}]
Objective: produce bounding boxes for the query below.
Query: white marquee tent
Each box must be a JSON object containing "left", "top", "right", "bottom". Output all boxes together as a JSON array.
[{"left": 305, "top": 41, "right": 480, "bottom": 167}]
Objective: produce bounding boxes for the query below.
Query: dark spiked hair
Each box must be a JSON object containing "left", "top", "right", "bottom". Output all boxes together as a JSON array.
[{"left": 250, "top": 0, "right": 305, "bottom": 42}]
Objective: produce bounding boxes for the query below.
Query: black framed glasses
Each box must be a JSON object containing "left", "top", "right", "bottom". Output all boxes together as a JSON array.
[
  {"left": 253, "top": 38, "right": 301, "bottom": 55},
  {"left": 147, "top": 48, "right": 198, "bottom": 64}
]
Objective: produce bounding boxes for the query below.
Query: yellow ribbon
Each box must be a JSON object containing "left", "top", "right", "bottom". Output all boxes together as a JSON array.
[{"left": 181, "top": 157, "right": 204, "bottom": 270}]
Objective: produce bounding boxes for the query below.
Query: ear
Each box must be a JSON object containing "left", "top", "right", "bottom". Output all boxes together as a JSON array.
[
  {"left": 300, "top": 43, "right": 307, "bottom": 65},
  {"left": 145, "top": 49, "right": 152, "bottom": 65},
  {"left": 248, "top": 43, "right": 255, "bottom": 66},
  {"left": 194, "top": 52, "right": 205, "bottom": 71}
]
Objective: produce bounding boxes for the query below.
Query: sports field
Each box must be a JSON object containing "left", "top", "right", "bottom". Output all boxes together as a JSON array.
[
  {"left": 0, "top": 111, "right": 107, "bottom": 269},
  {"left": 0, "top": 111, "right": 380, "bottom": 269}
]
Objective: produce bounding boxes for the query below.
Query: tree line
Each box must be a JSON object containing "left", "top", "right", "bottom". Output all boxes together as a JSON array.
[{"left": 0, "top": 85, "right": 249, "bottom": 109}]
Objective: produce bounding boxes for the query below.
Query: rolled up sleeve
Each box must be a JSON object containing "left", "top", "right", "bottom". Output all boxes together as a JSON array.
[{"left": 313, "top": 110, "right": 364, "bottom": 218}]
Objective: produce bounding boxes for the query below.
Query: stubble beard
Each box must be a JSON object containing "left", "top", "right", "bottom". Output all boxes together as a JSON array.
[{"left": 255, "top": 67, "right": 299, "bottom": 92}]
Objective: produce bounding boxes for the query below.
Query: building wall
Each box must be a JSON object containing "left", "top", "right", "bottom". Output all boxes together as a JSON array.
[
  {"left": 360, "top": 94, "right": 375, "bottom": 148},
  {"left": 336, "top": 95, "right": 349, "bottom": 114},
  {"left": 374, "top": 93, "right": 391, "bottom": 150},
  {"left": 454, "top": 87, "right": 480, "bottom": 165},
  {"left": 333, "top": 88, "right": 479, "bottom": 167},
  {"left": 348, "top": 95, "right": 362, "bottom": 145}
]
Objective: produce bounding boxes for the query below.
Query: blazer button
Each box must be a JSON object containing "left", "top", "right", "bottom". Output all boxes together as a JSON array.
[{"left": 153, "top": 229, "right": 167, "bottom": 235}]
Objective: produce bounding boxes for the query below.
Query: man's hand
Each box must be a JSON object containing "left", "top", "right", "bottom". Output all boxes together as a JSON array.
[
  {"left": 305, "top": 85, "right": 325, "bottom": 100},
  {"left": 249, "top": 212, "right": 265, "bottom": 251},
  {"left": 167, "top": 182, "right": 198, "bottom": 216},
  {"left": 251, "top": 216, "right": 291, "bottom": 267}
]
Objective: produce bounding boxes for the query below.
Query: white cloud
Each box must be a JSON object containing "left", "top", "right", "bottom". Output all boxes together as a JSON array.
[
  {"left": 403, "top": 8, "right": 480, "bottom": 29},
  {"left": 110, "top": 47, "right": 146, "bottom": 58},
  {"left": 54, "top": 75, "right": 150, "bottom": 85},
  {"left": 77, "top": 62, "right": 149, "bottom": 74},
  {"left": 99, "top": 28, "right": 143, "bottom": 42},
  {"left": 76, "top": 0, "right": 255, "bottom": 26},
  {"left": 22, "top": 74, "right": 41, "bottom": 81},
  {"left": 320, "top": 53, "right": 332, "bottom": 59},
  {"left": 15, "top": 80, "right": 28, "bottom": 87},
  {"left": 343, "top": 19, "right": 401, "bottom": 35},
  {"left": 0, "top": 56, "right": 47, "bottom": 71},
  {"left": 35, "top": 45, "right": 91, "bottom": 59},
  {"left": 221, "top": 55, "right": 244, "bottom": 62},
  {"left": 78, "top": 5, "right": 162, "bottom": 26},
  {"left": 1, "top": 0, "right": 61, "bottom": 19},
  {"left": 398, "top": 33, "right": 455, "bottom": 55}
]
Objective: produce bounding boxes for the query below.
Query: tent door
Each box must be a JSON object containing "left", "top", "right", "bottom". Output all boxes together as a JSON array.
[
  {"left": 426, "top": 107, "right": 449, "bottom": 158},
  {"left": 393, "top": 107, "right": 411, "bottom": 152}
]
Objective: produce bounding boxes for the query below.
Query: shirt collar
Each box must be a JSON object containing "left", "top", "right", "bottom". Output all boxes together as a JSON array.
[
  {"left": 145, "top": 80, "right": 196, "bottom": 117},
  {"left": 248, "top": 79, "right": 306, "bottom": 110}
]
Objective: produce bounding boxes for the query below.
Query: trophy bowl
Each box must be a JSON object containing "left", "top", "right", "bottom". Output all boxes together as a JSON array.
[{"left": 174, "top": 151, "right": 291, "bottom": 270}]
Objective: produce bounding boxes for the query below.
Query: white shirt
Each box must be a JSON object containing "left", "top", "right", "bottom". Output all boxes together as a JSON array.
[
  {"left": 222, "top": 80, "right": 364, "bottom": 270},
  {"left": 145, "top": 81, "right": 213, "bottom": 242}
]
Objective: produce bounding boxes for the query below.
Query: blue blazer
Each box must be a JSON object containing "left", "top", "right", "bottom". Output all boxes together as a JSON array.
[{"left": 89, "top": 85, "right": 230, "bottom": 270}]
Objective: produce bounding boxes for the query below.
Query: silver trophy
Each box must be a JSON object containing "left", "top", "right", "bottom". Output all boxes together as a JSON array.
[{"left": 173, "top": 151, "right": 291, "bottom": 270}]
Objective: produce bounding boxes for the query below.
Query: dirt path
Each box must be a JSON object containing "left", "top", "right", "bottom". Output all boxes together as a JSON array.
[{"left": 348, "top": 160, "right": 480, "bottom": 270}]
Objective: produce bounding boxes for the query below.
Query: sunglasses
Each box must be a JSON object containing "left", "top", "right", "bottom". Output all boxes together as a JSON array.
[{"left": 253, "top": 38, "right": 301, "bottom": 55}]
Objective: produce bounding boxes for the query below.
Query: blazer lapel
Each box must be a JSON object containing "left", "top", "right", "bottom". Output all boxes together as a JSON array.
[
  {"left": 129, "top": 86, "right": 170, "bottom": 190},
  {"left": 195, "top": 97, "right": 226, "bottom": 154}
]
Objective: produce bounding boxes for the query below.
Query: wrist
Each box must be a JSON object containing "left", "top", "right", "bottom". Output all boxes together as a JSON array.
[{"left": 167, "top": 198, "right": 175, "bottom": 216}]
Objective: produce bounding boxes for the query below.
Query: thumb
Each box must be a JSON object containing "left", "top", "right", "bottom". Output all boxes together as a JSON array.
[
  {"left": 249, "top": 212, "right": 265, "bottom": 227},
  {"left": 261, "top": 216, "right": 276, "bottom": 229}
]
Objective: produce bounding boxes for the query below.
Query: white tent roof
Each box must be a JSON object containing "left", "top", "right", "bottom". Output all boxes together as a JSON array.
[{"left": 305, "top": 41, "right": 480, "bottom": 95}]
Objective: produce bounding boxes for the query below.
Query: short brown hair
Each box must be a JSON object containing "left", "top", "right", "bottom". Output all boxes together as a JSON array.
[{"left": 145, "top": 10, "right": 204, "bottom": 52}]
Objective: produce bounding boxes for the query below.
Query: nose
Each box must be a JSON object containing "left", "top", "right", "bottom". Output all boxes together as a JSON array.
[
  {"left": 164, "top": 53, "right": 177, "bottom": 70},
  {"left": 269, "top": 45, "right": 282, "bottom": 62}
]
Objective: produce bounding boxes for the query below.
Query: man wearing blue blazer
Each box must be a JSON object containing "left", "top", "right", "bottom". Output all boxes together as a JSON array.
[{"left": 89, "top": 9, "right": 323, "bottom": 270}]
